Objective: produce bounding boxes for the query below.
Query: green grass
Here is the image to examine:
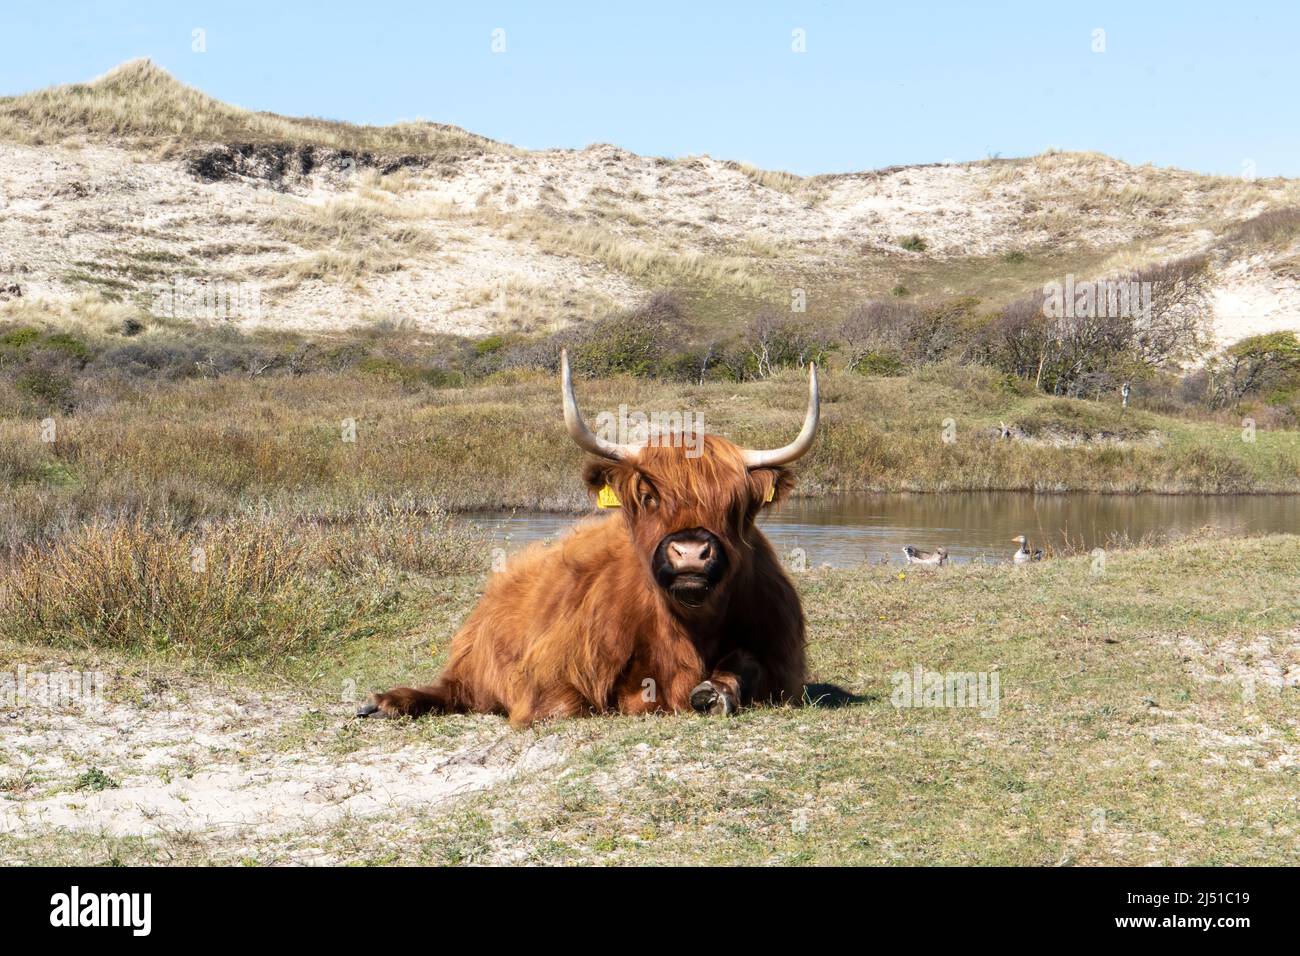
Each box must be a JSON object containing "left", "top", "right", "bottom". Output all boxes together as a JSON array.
[
  {"left": 2, "top": 533, "right": 1295, "bottom": 865},
  {"left": 409, "top": 533, "right": 1294, "bottom": 866},
  {"left": 335, "top": 533, "right": 1300, "bottom": 865}
]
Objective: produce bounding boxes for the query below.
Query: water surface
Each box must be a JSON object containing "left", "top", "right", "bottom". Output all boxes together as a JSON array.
[{"left": 469, "top": 492, "right": 1299, "bottom": 568}]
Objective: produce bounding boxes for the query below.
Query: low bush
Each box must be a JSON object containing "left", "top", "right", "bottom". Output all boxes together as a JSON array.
[{"left": 1223, "top": 206, "right": 1300, "bottom": 249}]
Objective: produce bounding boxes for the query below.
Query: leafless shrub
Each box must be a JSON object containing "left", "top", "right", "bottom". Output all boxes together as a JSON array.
[
  {"left": 743, "top": 308, "right": 830, "bottom": 378},
  {"left": 839, "top": 297, "right": 977, "bottom": 371},
  {"left": 1134, "top": 254, "right": 1215, "bottom": 366},
  {"left": 837, "top": 300, "right": 919, "bottom": 370},
  {"left": 981, "top": 255, "right": 1213, "bottom": 395}
]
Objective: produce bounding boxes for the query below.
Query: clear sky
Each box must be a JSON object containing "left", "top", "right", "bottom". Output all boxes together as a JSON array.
[{"left": 2, "top": 1, "right": 1297, "bottom": 178}]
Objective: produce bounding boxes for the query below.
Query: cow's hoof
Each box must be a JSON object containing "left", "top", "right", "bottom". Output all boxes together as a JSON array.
[
  {"left": 690, "top": 681, "right": 736, "bottom": 716},
  {"left": 355, "top": 694, "right": 394, "bottom": 719}
]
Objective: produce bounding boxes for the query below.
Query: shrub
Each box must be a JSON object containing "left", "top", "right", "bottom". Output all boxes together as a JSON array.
[
  {"left": 93, "top": 339, "right": 206, "bottom": 379},
  {"left": 574, "top": 312, "right": 670, "bottom": 377},
  {"left": 74, "top": 768, "right": 120, "bottom": 792},
  {"left": 1224, "top": 207, "right": 1300, "bottom": 249},
  {"left": 358, "top": 356, "right": 461, "bottom": 389},
  {"left": 495, "top": 291, "right": 688, "bottom": 378},
  {"left": 911, "top": 297, "right": 982, "bottom": 364},
  {"left": 474, "top": 334, "right": 506, "bottom": 355},
  {"left": 980, "top": 255, "right": 1213, "bottom": 395},
  {"left": 1206, "top": 331, "right": 1300, "bottom": 409},
  {"left": 14, "top": 363, "right": 74, "bottom": 409},
  {"left": 742, "top": 308, "right": 831, "bottom": 378},
  {"left": 974, "top": 294, "right": 1048, "bottom": 381},
  {"left": 661, "top": 346, "right": 718, "bottom": 384},
  {"left": 1133, "top": 254, "right": 1215, "bottom": 366},
  {"left": 41, "top": 332, "right": 91, "bottom": 361},
  {"left": 839, "top": 297, "right": 976, "bottom": 370},
  {"left": 853, "top": 351, "right": 905, "bottom": 376},
  {"left": 839, "top": 300, "right": 917, "bottom": 370},
  {"left": 0, "top": 326, "right": 41, "bottom": 349}
]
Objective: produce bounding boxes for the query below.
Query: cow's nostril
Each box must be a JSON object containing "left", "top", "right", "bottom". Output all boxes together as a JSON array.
[
  {"left": 667, "top": 539, "right": 710, "bottom": 568},
  {"left": 658, "top": 530, "right": 724, "bottom": 581}
]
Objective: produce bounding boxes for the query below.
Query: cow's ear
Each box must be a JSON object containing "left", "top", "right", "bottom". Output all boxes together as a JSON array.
[
  {"left": 748, "top": 466, "right": 794, "bottom": 509},
  {"left": 583, "top": 459, "right": 634, "bottom": 507},
  {"left": 583, "top": 459, "right": 616, "bottom": 494}
]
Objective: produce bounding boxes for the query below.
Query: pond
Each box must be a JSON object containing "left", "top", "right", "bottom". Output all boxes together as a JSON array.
[{"left": 469, "top": 492, "right": 1300, "bottom": 568}]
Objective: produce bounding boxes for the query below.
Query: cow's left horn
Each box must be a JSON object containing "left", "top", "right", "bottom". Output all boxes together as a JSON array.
[
  {"left": 740, "top": 363, "right": 820, "bottom": 468},
  {"left": 562, "top": 349, "right": 639, "bottom": 461}
]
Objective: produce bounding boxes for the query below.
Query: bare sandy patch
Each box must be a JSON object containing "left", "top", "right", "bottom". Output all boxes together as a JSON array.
[
  {"left": 1209, "top": 254, "right": 1300, "bottom": 347},
  {"left": 0, "top": 679, "right": 565, "bottom": 844}
]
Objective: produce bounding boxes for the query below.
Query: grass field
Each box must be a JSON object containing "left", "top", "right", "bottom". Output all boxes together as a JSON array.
[
  {"left": 5, "top": 362, "right": 1300, "bottom": 556},
  {"left": 1, "top": 532, "right": 1296, "bottom": 865}
]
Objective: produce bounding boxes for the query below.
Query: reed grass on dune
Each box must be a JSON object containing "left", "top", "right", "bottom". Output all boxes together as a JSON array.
[{"left": 0, "top": 59, "right": 493, "bottom": 157}]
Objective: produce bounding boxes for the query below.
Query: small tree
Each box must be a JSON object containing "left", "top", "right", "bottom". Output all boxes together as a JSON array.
[{"left": 1207, "top": 332, "right": 1300, "bottom": 409}]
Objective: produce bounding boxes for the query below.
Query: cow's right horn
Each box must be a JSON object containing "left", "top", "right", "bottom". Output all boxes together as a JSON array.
[
  {"left": 561, "top": 349, "right": 639, "bottom": 461},
  {"left": 739, "top": 362, "right": 820, "bottom": 468}
]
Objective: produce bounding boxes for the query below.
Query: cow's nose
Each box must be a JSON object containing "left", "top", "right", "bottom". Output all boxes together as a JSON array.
[{"left": 667, "top": 539, "right": 712, "bottom": 572}]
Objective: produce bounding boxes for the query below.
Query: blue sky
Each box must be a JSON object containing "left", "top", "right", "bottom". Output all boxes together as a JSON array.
[{"left": 2, "top": 1, "right": 1296, "bottom": 177}]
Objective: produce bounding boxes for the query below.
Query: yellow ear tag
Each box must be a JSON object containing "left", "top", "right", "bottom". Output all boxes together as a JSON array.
[
  {"left": 764, "top": 485, "right": 776, "bottom": 503},
  {"left": 597, "top": 484, "right": 622, "bottom": 508}
]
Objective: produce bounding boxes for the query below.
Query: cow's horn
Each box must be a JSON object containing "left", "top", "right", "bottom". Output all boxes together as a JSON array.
[
  {"left": 740, "top": 363, "right": 820, "bottom": 468},
  {"left": 561, "top": 349, "right": 639, "bottom": 461}
]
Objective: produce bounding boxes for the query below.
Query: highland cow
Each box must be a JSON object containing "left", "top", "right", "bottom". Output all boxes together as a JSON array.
[{"left": 359, "top": 350, "right": 819, "bottom": 726}]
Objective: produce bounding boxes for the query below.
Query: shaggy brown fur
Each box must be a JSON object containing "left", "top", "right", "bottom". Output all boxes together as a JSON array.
[{"left": 361, "top": 435, "right": 807, "bottom": 726}]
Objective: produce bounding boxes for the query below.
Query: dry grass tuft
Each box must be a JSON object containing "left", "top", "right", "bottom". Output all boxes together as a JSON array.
[
  {"left": 733, "top": 161, "right": 805, "bottom": 194},
  {"left": 0, "top": 500, "right": 483, "bottom": 662},
  {"left": 264, "top": 197, "right": 439, "bottom": 286},
  {"left": 494, "top": 213, "right": 767, "bottom": 294}
]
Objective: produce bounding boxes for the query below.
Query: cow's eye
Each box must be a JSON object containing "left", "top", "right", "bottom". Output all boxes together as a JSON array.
[{"left": 641, "top": 493, "right": 658, "bottom": 510}]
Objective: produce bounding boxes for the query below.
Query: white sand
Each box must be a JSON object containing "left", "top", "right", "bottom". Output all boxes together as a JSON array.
[{"left": 1, "top": 139, "right": 1296, "bottom": 343}]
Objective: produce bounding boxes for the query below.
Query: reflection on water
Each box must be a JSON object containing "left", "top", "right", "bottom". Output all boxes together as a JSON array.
[{"left": 468, "top": 493, "right": 1300, "bottom": 569}]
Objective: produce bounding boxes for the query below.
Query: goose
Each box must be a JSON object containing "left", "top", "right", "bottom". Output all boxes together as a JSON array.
[
  {"left": 1011, "top": 535, "right": 1043, "bottom": 563},
  {"left": 903, "top": 546, "right": 948, "bottom": 566}
]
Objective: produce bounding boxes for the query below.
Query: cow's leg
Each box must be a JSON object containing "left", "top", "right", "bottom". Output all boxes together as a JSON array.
[
  {"left": 690, "top": 649, "right": 764, "bottom": 716},
  {"left": 357, "top": 676, "right": 464, "bottom": 719},
  {"left": 615, "top": 686, "right": 663, "bottom": 715},
  {"left": 507, "top": 687, "right": 588, "bottom": 727},
  {"left": 615, "top": 667, "right": 699, "bottom": 715}
]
